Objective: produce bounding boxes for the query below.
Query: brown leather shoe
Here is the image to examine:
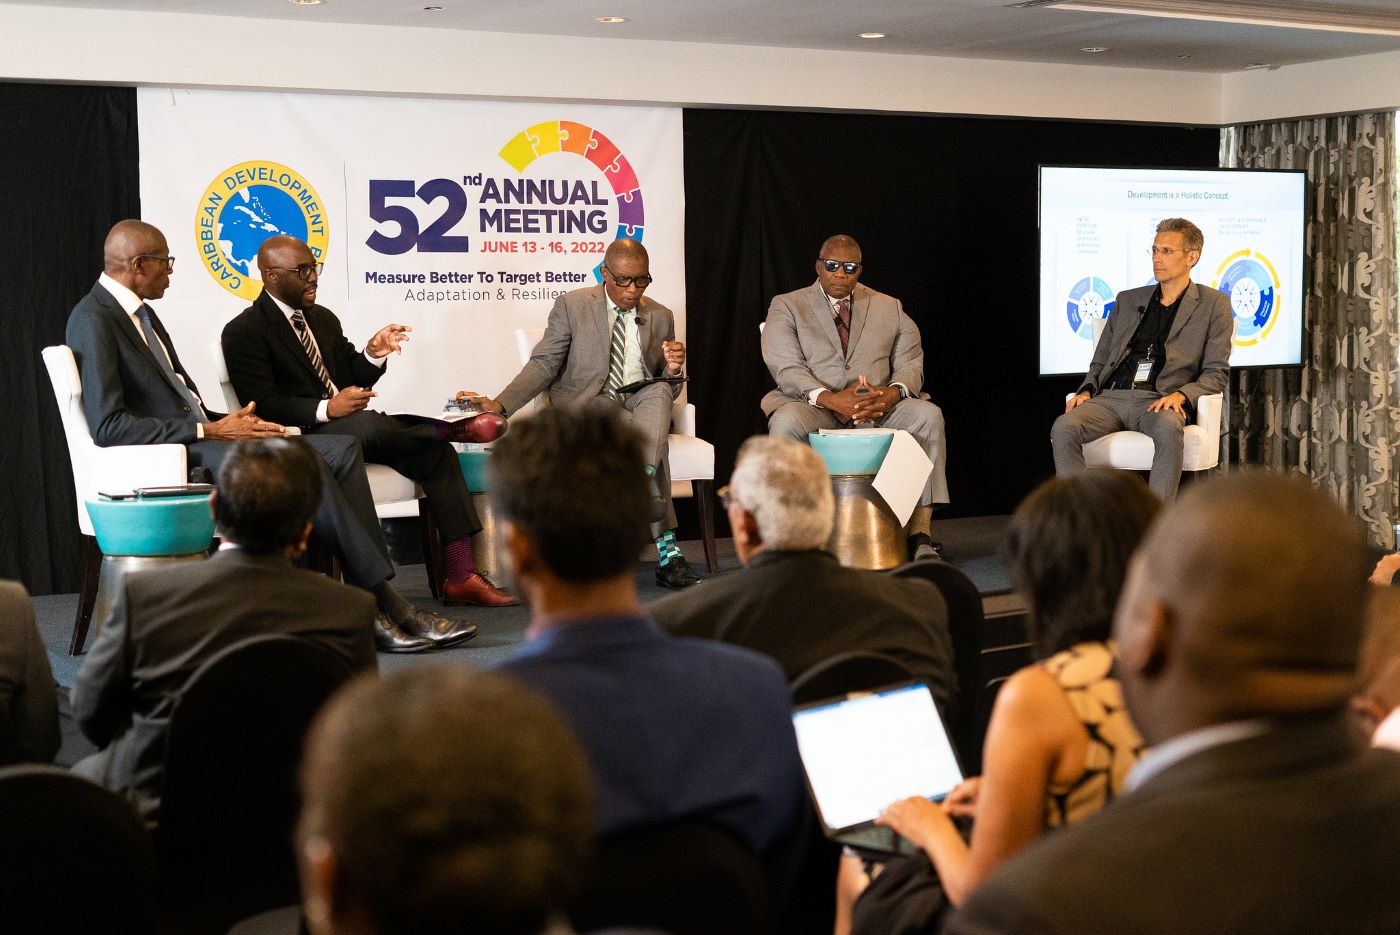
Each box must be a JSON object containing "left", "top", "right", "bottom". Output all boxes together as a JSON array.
[
  {"left": 442, "top": 573, "right": 518, "bottom": 607},
  {"left": 374, "top": 613, "right": 436, "bottom": 654},
  {"left": 397, "top": 608, "right": 479, "bottom": 648}
]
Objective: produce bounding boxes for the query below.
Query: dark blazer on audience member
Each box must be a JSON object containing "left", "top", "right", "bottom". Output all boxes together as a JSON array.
[
  {"left": 70, "top": 549, "right": 377, "bottom": 823},
  {"left": 948, "top": 714, "right": 1400, "bottom": 935},
  {"left": 650, "top": 549, "right": 955, "bottom": 716},
  {"left": 0, "top": 581, "right": 60, "bottom": 764},
  {"left": 496, "top": 614, "right": 812, "bottom": 896}
]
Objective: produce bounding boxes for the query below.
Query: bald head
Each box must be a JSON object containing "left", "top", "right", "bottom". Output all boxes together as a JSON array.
[
  {"left": 103, "top": 220, "right": 172, "bottom": 300},
  {"left": 257, "top": 235, "right": 319, "bottom": 310},
  {"left": 1115, "top": 471, "right": 1370, "bottom": 738},
  {"left": 819, "top": 234, "right": 861, "bottom": 257}
]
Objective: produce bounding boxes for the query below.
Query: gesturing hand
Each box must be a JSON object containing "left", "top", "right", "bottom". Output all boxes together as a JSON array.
[
  {"left": 455, "top": 391, "right": 505, "bottom": 415},
  {"left": 366, "top": 323, "right": 412, "bottom": 359},
  {"left": 662, "top": 339, "right": 686, "bottom": 375},
  {"left": 327, "top": 386, "right": 376, "bottom": 418},
  {"left": 204, "top": 402, "right": 287, "bottom": 440}
]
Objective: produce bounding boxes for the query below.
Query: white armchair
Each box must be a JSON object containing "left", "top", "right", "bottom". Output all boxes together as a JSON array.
[
  {"left": 43, "top": 345, "right": 187, "bottom": 653},
  {"left": 513, "top": 328, "right": 718, "bottom": 571},
  {"left": 1079, "top": 391, "right": 1224, "bottom": 472}
]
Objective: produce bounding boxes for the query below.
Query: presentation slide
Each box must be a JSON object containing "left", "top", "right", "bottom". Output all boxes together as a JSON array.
[{"left": 1039, "top": 166, "right": 1306, "bottom": 376}]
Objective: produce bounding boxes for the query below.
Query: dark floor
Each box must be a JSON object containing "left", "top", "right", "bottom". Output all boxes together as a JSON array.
[{"left": 35, "top": 515, "right": 1015, "bottom": 767}]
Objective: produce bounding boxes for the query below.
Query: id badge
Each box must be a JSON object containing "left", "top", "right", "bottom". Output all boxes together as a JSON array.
[{"left": 1134, "top": 357, "right": 1155, "bottom": 384}]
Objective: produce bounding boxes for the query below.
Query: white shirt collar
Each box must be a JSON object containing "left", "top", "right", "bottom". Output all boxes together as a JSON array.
[
  {"left": 823, "top": 290, "right": 852, "bottom": 310},
  {"left": 266, "top": 291, "right": 300, "bottom": 321},
  {"left": 99, "top": 272, "right": 145, "bottom": 317},
  {"left": 1125, "top": 718, "right": 1275, "bottom": 793}
]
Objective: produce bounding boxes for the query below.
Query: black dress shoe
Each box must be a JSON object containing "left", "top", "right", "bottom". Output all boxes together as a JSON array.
[
  {"left": 908, "top": 533, "right": 944, "bottom": 562},
  {"left": 655, "top": 555, "right": 703, "bottom": 589},
  {"left": 374, "top": 613, "right": 436, "bottom": 653},
  {"left": 398, "top": 608, "right": 480, "bottom": 648}
]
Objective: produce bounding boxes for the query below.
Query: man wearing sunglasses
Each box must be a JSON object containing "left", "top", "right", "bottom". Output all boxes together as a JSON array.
[
  {"left": 460, "top": 237, "right": 702, "bottom": 590},
  {"left": 762, "top": 234, "right": 948, "bottom": 561},
  {"left": 221, "top": 235, "right": 515, "bottom": 636}
]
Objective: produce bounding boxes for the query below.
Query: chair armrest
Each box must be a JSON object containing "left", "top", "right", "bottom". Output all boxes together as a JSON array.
[
  {"left": 1194, "top": 393, "right": 1223, "bottom": 432},
  {"left": 90, "top": 444, "right": 188, "bottom": 494},
  {"left": 671, "top": 402, "right": 696, "bottom": 437}
]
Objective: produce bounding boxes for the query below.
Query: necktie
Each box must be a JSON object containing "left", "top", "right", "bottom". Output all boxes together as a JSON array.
[
  {"left": 136, "top": 305, "right": 209, "bottom": 423},
  {"left": 605, "top": 309, "right": 630, "bottom": 399},
  {"left": 291, "top": 310, "right": 337, "bottom": 395},
  {"left": 834, "top": 298, "right": 851, "bottom": 355}
]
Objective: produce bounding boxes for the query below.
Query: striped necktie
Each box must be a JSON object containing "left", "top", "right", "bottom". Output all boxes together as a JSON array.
[
  {"left": 834, "top": 297, "right": 851, "bottom": 355},
  {"left": 605, "top": 308, "right": 631, "bottom": 399},
  {"left": 291, "top": 310, "right": 337, "bottom": 395}
]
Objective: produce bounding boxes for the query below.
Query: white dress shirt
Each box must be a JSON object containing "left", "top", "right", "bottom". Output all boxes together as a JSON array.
[
  {"left": 1124, "top": 718, "right": 1274, "bottom": 793},
  {"left": 265, "top": 292, "right": 384, "bottom": 423},
  {"left": 607, "top": 300, "right": 646, "bottom": 387}
]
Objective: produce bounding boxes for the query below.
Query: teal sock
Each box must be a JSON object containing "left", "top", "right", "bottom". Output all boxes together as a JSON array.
[{"left": 655, "top": 530, "right": 682, "bottom": 566}]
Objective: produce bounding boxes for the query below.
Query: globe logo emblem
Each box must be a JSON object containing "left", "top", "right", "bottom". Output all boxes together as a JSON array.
[
  {"left": 1213, "top": 249, "right": 1280, "bottom": 348},
  {"left": 1066, "top": 276, "right": 1116, "bottom": 340},
  {"left": 196, "top": 161, "right": 329, "bottom": 301}
]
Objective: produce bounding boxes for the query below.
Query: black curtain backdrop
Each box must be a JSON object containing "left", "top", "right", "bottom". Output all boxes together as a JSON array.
[
  {"left": 682, "top": 108, "right": 1219, "bottom": 530},
  {"left": 2, "top": 83, "right": 140, "bottom": 594}
]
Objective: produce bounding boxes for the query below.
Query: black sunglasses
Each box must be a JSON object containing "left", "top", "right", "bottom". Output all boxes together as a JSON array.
[{"left": 819, "top": 258, "right": 862, "bottom": 274}]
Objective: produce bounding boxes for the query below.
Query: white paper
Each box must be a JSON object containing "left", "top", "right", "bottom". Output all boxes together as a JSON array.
[{"left": 872, "top": 430, "right": 933, "bottom": 527}]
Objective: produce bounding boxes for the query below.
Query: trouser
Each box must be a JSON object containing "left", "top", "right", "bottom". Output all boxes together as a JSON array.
[
  {"left": 580, "top": 382, "right": 676, "bottom": 539},
  {"left": 1050, "top": 388, "right": 1187, "bottom": 500}
]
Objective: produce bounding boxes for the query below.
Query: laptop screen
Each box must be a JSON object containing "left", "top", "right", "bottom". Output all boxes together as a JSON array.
[{"left": 792, "top": 682, "right": 963, "bottom": 833}]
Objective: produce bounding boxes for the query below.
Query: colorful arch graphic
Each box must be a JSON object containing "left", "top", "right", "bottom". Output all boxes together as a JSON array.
[
  {"left": 498, "top": 121, "right": 644, "bottom": 282},
  {"left": 1213, "top": 248, "right": 1281, "bottom": 348}
]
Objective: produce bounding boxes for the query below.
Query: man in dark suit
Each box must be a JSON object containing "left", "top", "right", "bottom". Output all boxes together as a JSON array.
[
  {"left": 948, "top": 472, "right": 1400, "bottom": 935},
  {"left": 0, "top": 581, "right": 60, "bottom": 764},
  {"left": 650, "top": 435, "right": 955, "bottom": 716},
  {"left": 489, "top": 408, "right": 811, "bottom": 903},
  {"left": 220, "top": 234, "right": 512, "bottom": 610},
  {"left": 65, "top": 219, "right": 454, "bottom": 652},
  {"left": 71, "top": 437, "right": 379, "bottom": 824},
  {"left": 461, "top": 238, "right": 702, "bottom": 589},
  {"left": 1052, "top": 217, "right": 1233, "bottom": 500}
]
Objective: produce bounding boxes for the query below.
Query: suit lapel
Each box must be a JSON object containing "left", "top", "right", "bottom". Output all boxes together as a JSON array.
[
  {"left": 845, "top": 285, "right": 869, "bottom": 357},
  {"left": 592, "top": 287, "right": 611, "bottom": 375},
  {"left": 95, "top": 286, "right": 195, "bottom": 400},
  {"left": 259, "top": 291, "right": 327, "bottom": 389},
  {"left": 808, "top": 282, "right": 844, "bottom": 358},
  {"left": 634, "top": 297, "right": 654, "bottom": 378},
  {"left": 1166, "top": 281, "right": 1201, "bottom": 345},
  {"left": 1109, "top": 292, "right": 1148, "bottom": 363}
]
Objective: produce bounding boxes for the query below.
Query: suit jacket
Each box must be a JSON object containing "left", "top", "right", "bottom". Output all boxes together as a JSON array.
[
  {"left": 496, "top": 614, "right": 811, "bottom": 896},
  {"left": 650, "top": 550, "right": 956, "bottom": 717},
  {"left": 0, "top": 581, "right": 59, "bottom": 764},
  {"left": 221, "top": 290, "right": 387, "bottom": 428},
  {"left": 948, "top": 714, "right": 1400, "bottom": 935},
  {"left": 760, "top": 281, "right": 924, "bottom": 417},
  {"left": 65, "top": 282, "right": 225, "bottom": 446},
  {"left": 497, "top": 285, "right": 680, "bottom": 416},
  {"left": 70, "top": 549, "right": 377, "bottom": 822},
  {"left": 1080, "top": 280, "right": 1233, "bottom": 409}
]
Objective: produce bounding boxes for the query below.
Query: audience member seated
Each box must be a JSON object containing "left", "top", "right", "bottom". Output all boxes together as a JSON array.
[
  {"left": 949, "top": 471, "right": 1400, "bottom": 934},
  {"left": 838, "top": 469, "right": 1155, "bottom": 934},
  {"left": 71, "top": 437, "right": 377, "bottom": 823},
  {"left": 0, "top": 581, "right": 59, "bottom": 764},
  {"left": 297, "top": 666, "right": 593, "bottom": 935},
  {"left": 1354, "top": 586, "right": 1400, "bottom": 749},
  {"left": 489, "top": 407, "right": 811, "bottom": 903}
]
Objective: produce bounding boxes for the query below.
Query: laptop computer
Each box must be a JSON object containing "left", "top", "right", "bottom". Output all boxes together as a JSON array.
[{"left": 792, "top": 681, "right": 963, "bottom": 856}]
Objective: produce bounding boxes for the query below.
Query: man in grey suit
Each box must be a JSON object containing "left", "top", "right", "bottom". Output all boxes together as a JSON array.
[
  {"left": 0, "top": 581, "right": 59, "bottom": 764},
  {"left": 762, "top": 234, "right": 948, "bottom": 560},
  {"left": 462, "top": 238, "right": 702, "bottom": 589},
  {"left": 948, "top": 472, "right": 1400, "bottom": 935},
  {"left": 1051, "top": 217, "right": 1233, "bottom": 500},
  {"left": 71, "top": 437, "right": 377, "bottom": 824}
]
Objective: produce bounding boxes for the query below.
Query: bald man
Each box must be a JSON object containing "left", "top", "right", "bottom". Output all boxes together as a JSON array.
[
  {"left": 948, "top": 472, "right": 1400, "bottom": 935},
  {"left": 221, "top": 235, "right": 512, "bottom": 614},
  {"left": 461, "top": 238, "right": 702, "bottom": 590}
]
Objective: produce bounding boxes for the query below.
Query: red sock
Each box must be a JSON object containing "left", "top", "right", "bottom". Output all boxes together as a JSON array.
[{"left": 444, "top": 537, "right": 477, "bottom": 583}]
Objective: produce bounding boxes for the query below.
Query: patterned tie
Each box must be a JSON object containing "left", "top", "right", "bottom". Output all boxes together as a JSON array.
[
  {"left": 135, "top": 305, "right": 209, "bottom": 423},
  {"left": 605, "top": 308, "right": 630, "bottom": 399},
  {"left": 834, "top": 297, "right": 851, "bottom": 355},
  {"left": 291, "top": 310, "right": 337, "bottom": 395}
]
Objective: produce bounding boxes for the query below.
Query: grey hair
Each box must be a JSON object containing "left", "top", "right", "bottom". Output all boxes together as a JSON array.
[
  {"left": 728, "top": 436, "right": 834, "bottom": 551},
  {"left": 1156, "top": 217, "right": 1204, "bottom": 254}
]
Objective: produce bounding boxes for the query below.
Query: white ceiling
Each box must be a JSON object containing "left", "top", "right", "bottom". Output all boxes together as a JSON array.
[{"left": 32, "top": 0, "right": 1400, "bottom": 72}]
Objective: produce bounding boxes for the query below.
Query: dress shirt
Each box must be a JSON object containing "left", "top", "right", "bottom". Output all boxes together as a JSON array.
[
  {"left": 98, "top": 273, "right": 209, "bottom": 436},
  {"left": 808, "top": 290, "right": 910, "bottom": 407},
  {"left": 607, "top": 300, "right": 646, "bottom": 387},
  {"left": 266, "top": 292, "right": 384, "bottom": 423},
  {"left": 1124, "top": 718, "right": 1274, "bottom": 792},
  {"left": 1100, "top": 284, "right": 1183, "bottom": 393}
]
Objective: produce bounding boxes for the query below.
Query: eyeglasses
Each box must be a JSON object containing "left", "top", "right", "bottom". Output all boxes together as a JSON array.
[
  {"left": 605, "top": 271, "right": 653, "bottom": 288},
  {"left": 267, "top": 263, "right": 324, "bottom": 281},
  {"left": 820, "top": 258, "right": 862, "bottom": 274},
  {"left": 1149, "top": 246, "right": 1194, "bottom": 257},
  {"left": 134, "top": 254, "right": 175, "bottom": 271}
]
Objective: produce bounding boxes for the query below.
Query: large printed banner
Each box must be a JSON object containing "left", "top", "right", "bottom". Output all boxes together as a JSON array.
[{"left": 138, "top": 89, "right": 686, "bottom": 415}]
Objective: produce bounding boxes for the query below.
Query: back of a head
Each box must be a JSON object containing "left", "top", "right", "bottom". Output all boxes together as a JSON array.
[
  {"left": 488, "top": 407, "right": 651, "bottom": 584},
  {"left": 214, "top": 438, "right": 323, "bottom": 554},
  {"left": 298, "top": 667, "right": 594, "bottom": 935},
  {"left": 729, "top": 435, "right": 834, "bottom": 552},
  {"left": 1359, "top": 587, "right": 1400, "bottom": 711},
  {"left": 1124, "top": 470, "right": 1370, "bottom": 720},
  {"left": 1003, "top": 469, "right": 1161, "bottom": 657}
]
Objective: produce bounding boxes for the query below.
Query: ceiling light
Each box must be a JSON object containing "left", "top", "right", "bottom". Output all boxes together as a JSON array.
[
  {"left": 859, "top": 32, "right": 887, "bottom": 39},
  {"left": 1080, "top": 46, "right": 1109, "bottom": 52},
  {"left": 1244, "top": 62, "right": 1279, "bottom": 69},
  {"left": 423, "top": 5, "right": 443, "bottom": 9},
  {"left": 595, "top": 16, "right": 627, "bottom": 24},
  {"left": 289, "top": 0, "right": 322, "bottom": 5},
  {"left": 1042, "top": 1, "right": 1400, "bottom": 38}
]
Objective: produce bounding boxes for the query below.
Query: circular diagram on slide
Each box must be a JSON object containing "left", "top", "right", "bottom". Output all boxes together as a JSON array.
[
  {"left": 1066, "top": 277, "right": 1116, "bottom": 339},
  {"left": 1213, "top": 250, "right": 1280, "bottom": 347}
]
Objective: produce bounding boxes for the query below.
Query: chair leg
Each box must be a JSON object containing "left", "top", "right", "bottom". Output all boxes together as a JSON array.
[
  {"left": 419, "top": 499, "right": 442, "bottom": 599},
  {"left": 694, "top": 479, "right": 719, "bottom": 574},
  {"left": 70, "top": 535, "right": 102, "bottom": 656}
]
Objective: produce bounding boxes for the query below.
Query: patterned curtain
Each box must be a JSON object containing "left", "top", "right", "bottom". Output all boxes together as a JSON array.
[{"left": 1222, "top": 112, "right": 1400, "bottom": 546}]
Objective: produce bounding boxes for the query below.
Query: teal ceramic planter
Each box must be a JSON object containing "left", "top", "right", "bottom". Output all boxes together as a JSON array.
[
  {"left": 85, "top": 495, "right": 216, "bottom": 556},
  {"left": 807, "top": 431, "right": 894, "bottom": 476}
]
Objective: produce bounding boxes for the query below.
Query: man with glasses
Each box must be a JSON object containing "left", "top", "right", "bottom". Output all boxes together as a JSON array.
[
  {"left": 460, "top": 237, "right": 701, "bottom": 589},
  {"left": 221, "top": 235, "right": 514, "bottom": 619},
  {"left": 66, "top": 220, "right": 453, "bottom": 655},
  {"left": 762, "top": 234, "right": 948, "bottom": 561},
  {"left": 1051, "top": 218, "right": 1233, "bottom": 500}
]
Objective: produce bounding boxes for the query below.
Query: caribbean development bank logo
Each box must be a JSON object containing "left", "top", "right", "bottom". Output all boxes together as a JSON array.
[{"left": 196, "top": 161, "right": 329, "bottom": 300}]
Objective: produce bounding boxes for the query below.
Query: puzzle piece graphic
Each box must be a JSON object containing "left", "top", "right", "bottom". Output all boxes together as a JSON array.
[
  {"left": 527, "top": 120, "right": 565, "bottom": 158},
  {"left": 584, "top": 130, "right": 622, "bottom": 175},
  {"left": 559, "top": 121, "right": 594, "bottom": 156},
  {"left": 603, "top": 154, "right": 639, "bottom": 196},
  {"left": 498, "top": 131, "right": 539, "bottom": 172},
  {"left": 614, "top": 223, "right": 645, "bottom": 242},
  {"left": 616, "top": 188, "right": 645, "bottom": 229}
]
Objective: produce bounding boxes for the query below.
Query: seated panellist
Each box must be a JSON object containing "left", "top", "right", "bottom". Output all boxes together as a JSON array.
[
  {"left": 71, "top": 437, "right": 378, "bottom": 824},
  {"left": 0, "top": 580, "right": 60, "bottom": 765}
]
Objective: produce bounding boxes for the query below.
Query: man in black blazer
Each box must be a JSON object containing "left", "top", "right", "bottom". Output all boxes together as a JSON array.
[
  {"left": 65, "top": 219, "right": 454, "bottom": 653},
  {"left": 0, "top": 580, "right": 59, "bottom": 764},
  {"left": 650, "top": 435, "right": 955, "bottom": 716},
  {"left": 948, "top": 472, "right": 1400, "bottom": 935},
  {"left": 71, "top": 438, "right": 378, "bottom": 824},
  {"left": 221, "top": 235, "right": 512, "bottom": 610}
]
